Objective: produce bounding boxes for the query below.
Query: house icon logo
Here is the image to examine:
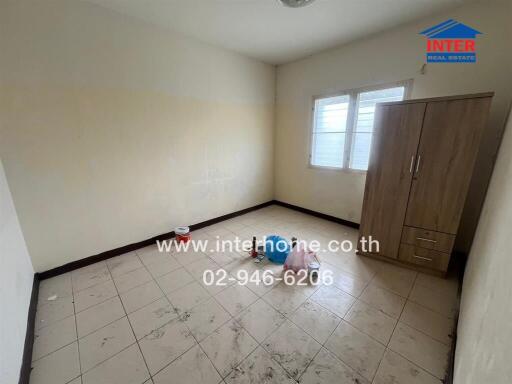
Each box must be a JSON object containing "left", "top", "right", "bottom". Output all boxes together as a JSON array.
[{"left": 420, "top": 19, "right": 482, "bottom": 63}]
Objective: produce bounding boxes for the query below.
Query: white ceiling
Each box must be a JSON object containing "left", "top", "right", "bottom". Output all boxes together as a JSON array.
[{"left": 87, "top": 0, "right": 473, "bottom": 65}]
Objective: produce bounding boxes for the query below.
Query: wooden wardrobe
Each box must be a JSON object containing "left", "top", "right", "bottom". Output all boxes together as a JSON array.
[{"left": 358, "top": 92, "right": 493, "bottom": 275}]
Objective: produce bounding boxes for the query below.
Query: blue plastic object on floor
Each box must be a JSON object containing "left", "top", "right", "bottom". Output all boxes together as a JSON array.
[{"left": 265, "top": 235, "right": 290, "bottom": 264}]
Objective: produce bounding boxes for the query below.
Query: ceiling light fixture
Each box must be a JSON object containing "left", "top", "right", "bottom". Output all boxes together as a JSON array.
[{"left": 278, "top": 0, "right": 316, "bottom": 8}]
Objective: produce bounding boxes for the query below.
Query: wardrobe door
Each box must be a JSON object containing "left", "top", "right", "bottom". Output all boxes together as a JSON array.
[
  {"left": 359, "top": 102, "right": 425, "bottom": 259},
  {"left": 405, "top": 97, "right": 492, "bottom": 233}
]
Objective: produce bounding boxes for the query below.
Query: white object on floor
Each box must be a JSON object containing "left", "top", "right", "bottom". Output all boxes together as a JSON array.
[{"left": 175, "top": 226, "right": 190, "bottom": 235}]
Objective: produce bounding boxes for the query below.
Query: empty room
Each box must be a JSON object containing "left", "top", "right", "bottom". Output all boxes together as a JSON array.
[{"left": 2, "top": 0, "right": 512, "bottom": 384}]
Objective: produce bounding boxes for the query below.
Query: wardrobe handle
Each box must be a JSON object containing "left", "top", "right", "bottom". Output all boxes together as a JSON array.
[
  {"left": 415, "top": 155, "right": 422, "bottom": 174},
  {"left": 416, "top": 237, "right": 437, "bottom": 243},
  {"left": 409, "top": 156, "right": 415, "bottom": 173},
  {"left": 413, "top": 254, "right": 433, "bottom": 262}
]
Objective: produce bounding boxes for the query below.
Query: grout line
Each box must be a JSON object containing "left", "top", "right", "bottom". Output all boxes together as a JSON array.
[
  {"left": 143, "top": 334, "right": 198, "bottom": 378},
  {"left": 108, "top": 257, "right": 153, "bottom": 382},
  {"left": 30, "top": 338, "right": 79, "bottom": 365},
  {"left": 71, "top": 274, "right": 84, "bottom": 382},
  {"left": 388, "top": 273, "right": 417, "bottom": 341},
  {"left": 407, "top": 294, "right": 458, "bottom": 319},
  {"left": 111, "top": 266, "right": 156, "bottom": 294},
  {"left": 292, "top": 289, "right": 368, "bottom": 383},
  {"left": 225, "top": 307, "right": 293, "bottom": 381},
  {"left": 296, "top": 324, "right": 341, "bottom": 383},
  {"left": 369, "top": 273, "right": 422, "bottom": 382},
  {"left": 71, "top": 277, "right": 114, "bottom": 296},
  {"left": 36, "top": 292, "right": 74, "bottom": 310},
  {"left": 382, "top": 343, "right": 447, "bottom": 381},
  {"left": 256, "top": 283, "right": 349, "bottom": 381},
  {"left": 81, "top": 341, "right": 138, "bottom": 375},
  {"left": 394, "top": 317, "right": 453, "bottom": 347},
  {"left": 146, "top": 250, "right": 240, "bottom": 379},
  {"left": 76, "top": 312, "right": 128, "bottom": 340},
  {"left": 190, "top": 331, "right": 225, "bottom": 381},
  {"left": 64, "top": 375, "right": 82, "bottom": 384},
  {"left": 33, "top": 310, "right": 76, "bottom": 332},
  {"left": 74, "top": 290, "right": 118, "bottom": 315},
  {"left": 391, "top": 348, "right": 446, "bottom": 382},
  {"left": 342, "top": 306, "right": 396, "bottom": 347},
  {"left": 155, "top": 294, "right": 234, "bottom": 381}
]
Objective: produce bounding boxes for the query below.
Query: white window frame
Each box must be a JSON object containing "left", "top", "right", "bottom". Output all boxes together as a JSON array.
[{"left": 309, "top": 79, "right": 413, "bottom": 172}]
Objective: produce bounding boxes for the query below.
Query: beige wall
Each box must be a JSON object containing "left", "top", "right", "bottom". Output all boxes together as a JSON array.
[
  {"left": 275, "top": 0, "right": 512, "bottom": 252},
  {"left": 0, "top": 159, "right": 34, "bottom": 384},
  {"left": 2, "top": 0, "right": 510, "bottom": 273},
  {"left": 0, "top": 0, "right": 275, "bottom": 272},
  {"left": 454, "top": 106, "right": 512, "bottom": 383}
]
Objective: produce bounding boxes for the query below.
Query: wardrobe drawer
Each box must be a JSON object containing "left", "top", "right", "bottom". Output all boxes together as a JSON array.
[
  {"left": 401, "top": 226, "right": 455, "bottom": 253},
  {"left": 398, "top": 244, "right": 450, "bottom": 272}
]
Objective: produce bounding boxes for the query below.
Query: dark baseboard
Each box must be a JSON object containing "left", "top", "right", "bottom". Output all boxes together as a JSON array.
[
  {"left": 18, "top": 273, "right": 40, "bottom": 384},
  {"left": 38, "top": 231, "right": 176, "bottom": 280},
  {"left": 444, "top": 253, "right": 466, "bottom": 384},
  {"left": 445, "top": 314, "right": 458, "bottom": 384},
  {"left": 39, "top": 200, "right": 274, "bottom": 280},
  {"left": 273, "top": 200, "right": 360, "bottom": 229},
  {"left": 39, "top": 200, "right": 357, "bottom": 280}
]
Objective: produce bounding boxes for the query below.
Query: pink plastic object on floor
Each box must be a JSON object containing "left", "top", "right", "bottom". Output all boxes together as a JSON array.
[{"left": 283, "top": 243, "right": 318, "bottom": 273}]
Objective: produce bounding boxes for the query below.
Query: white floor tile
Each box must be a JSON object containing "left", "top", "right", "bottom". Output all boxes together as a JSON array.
[
  {"left": 310, "top": 285, "right": 355, "bottom": 318},
  {"left": 235, "top": 299, "right": 285, "bottom": 343},
  {"left": 82, "top": 344, "right": 150, "bottom": 384},
  {"left": 200, "top": 320, "right": 258, "bottom": 377},
  {"left": 359, "top": 284, "right": 405, "bottom": 319},
  {"left": 167, "top": 282, "right": 211, "bottom": 314},
  {"left": 76, "top": 296, "right": 125, "bottom": 338},
  {"left": 152, "top": 345, "right": 222, "bottom": 384},
  {"left": 344, "top": 300, "right": 396, "bottom": 345},
  {"left": 224, "top": 347, "right": 295, "bottom": 384},
  {"left": 30, "top": 342, "right": 80, "bottom": 384},
  {"left": 374, "top": 349, "right": 442, "bottom": 384},
  {"left": 35, "top": 296, "right": 75, "bottom": 330},
  {"left": 32, "top": 315, "right": 77, "bottom": 361},
  {"left": 128, "top": 297, "right": 177, "bottom": 340},
  {"left": 262, "top": 320, "right": 321, "bottom": 380},
  {"left": 290, "top": 300, "right": 341, "bottom": 343},
  {"left": 325, "top": 320, "right": 385, "bottom": 381},
  {"left": 300, "top": 348, "right": 369, "bottom": 384},
  {"left": 388, "top": 322, "right": 450, "bottom": 379},
  {"left": 156, "top": 268, "right": 195, "bottom": 294},
  {"left": 138, "top": 318, "right": 196, "bottom": 375},
  {"left": 120, "top": 280, "right": 164, "bottom": 314},
  {"left": 74, "top": 280, "right": 118, "bottom": 313},
  {"left": 400, "top": 301, "right": 454, "bottom": 345},
  {"left": 79, "top": 317, "right": 136, "bottom": 372},
  {"left": 180, "top": 298, "right": 231, "bottom": 341},
  {"left": 214, "top": 284, "right": 258, "bottom": 316}
]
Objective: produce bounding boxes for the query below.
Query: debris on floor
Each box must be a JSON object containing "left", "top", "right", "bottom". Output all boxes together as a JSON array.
[{"left": 284, "top": 238, "right": 320, "bottom": 274}]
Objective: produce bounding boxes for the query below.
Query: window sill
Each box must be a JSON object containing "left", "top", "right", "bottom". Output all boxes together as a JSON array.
[{"left": 308, "top": 164, "right": 367, "bottom": 174}]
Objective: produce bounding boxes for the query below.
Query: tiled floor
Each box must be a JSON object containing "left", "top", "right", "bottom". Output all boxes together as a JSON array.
[{"left": 31, "top": 206, "right": 459, "bottom": 384}]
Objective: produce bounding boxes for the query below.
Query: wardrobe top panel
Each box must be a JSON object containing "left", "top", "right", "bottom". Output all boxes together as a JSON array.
[{"left": 379, "top": 92, "right": 494, "bottom": 106}]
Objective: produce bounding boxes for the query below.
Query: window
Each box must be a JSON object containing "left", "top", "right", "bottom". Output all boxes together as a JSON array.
[
  {"left": 310, "top": 83, "right": 408, "bottom": 170},
  {"left": 311, "top": 95, "right": 349, "bottom": 168}
]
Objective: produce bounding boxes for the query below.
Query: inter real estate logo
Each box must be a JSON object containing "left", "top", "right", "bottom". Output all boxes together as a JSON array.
[{"left": 420, "top": 19, "right": 482, "bottom": 63}]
